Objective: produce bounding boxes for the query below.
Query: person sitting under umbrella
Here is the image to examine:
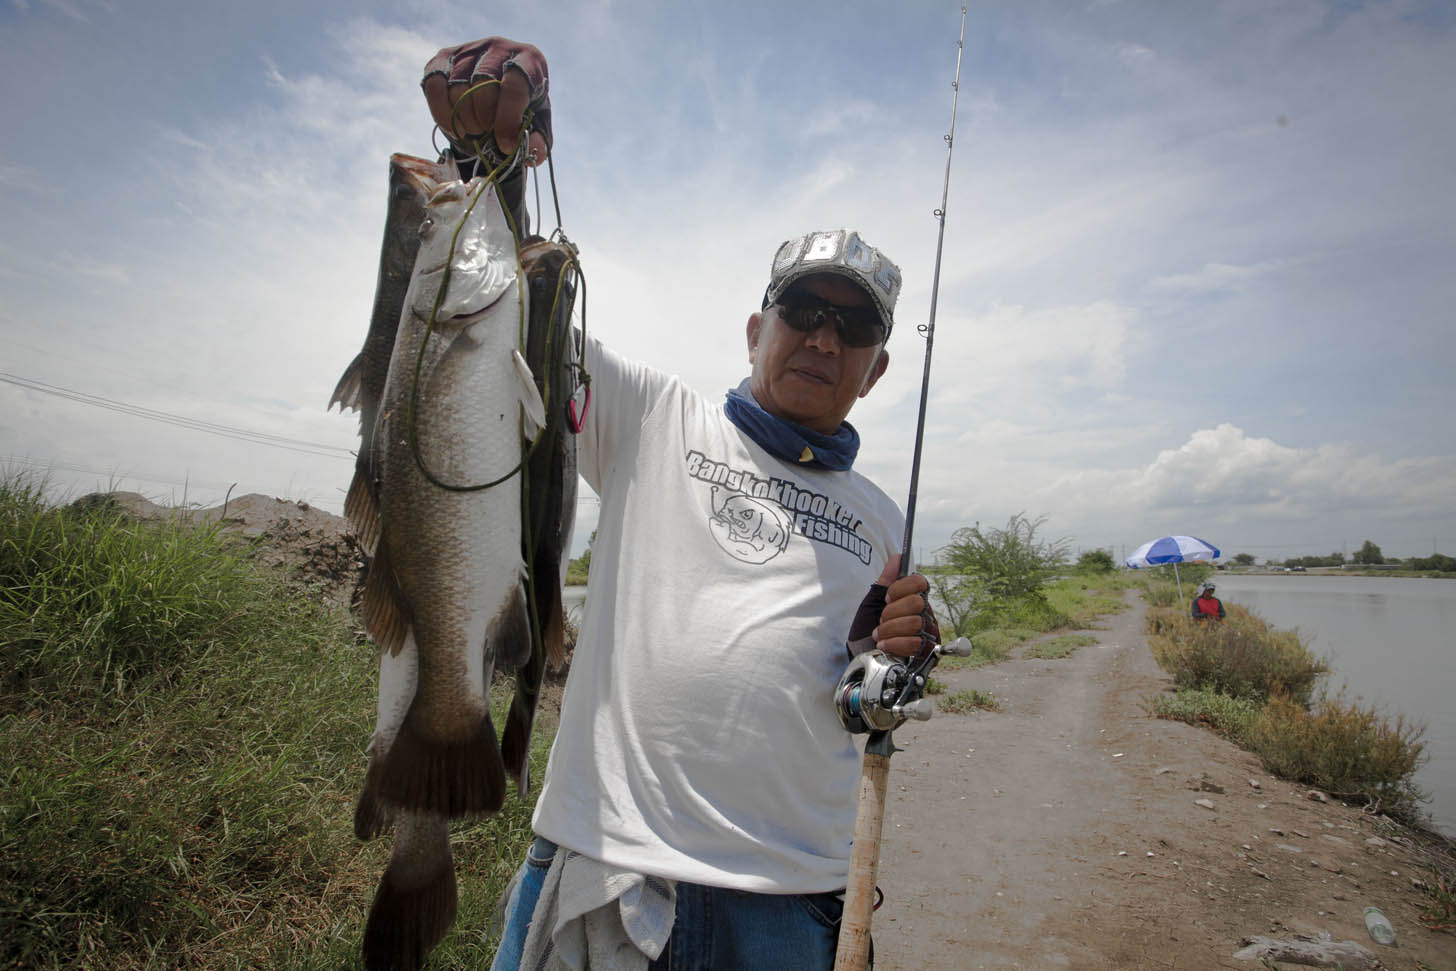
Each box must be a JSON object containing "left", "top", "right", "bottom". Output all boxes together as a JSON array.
[{"left": 1191, "top": 581, "right": 1226, "bottom": 622}]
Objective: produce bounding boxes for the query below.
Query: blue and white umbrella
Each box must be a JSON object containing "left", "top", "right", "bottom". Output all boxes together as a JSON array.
[{"left": 1125, "top": 535, "right": 1221, "bottom": 605}]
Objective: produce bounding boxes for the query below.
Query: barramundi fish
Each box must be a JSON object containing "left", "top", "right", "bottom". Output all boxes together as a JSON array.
[{"left": 332, "top": 154, "right": 579, "bottom": 970}]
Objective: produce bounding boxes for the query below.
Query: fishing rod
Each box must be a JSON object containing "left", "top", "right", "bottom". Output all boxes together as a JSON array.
[{"left": 833, "top": 6, "right": 971, "bottom": 969}]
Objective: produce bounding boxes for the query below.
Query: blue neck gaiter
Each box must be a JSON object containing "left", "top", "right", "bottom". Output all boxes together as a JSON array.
[{"left": 723, "top": 378, "right": 860, "bottom": 471}]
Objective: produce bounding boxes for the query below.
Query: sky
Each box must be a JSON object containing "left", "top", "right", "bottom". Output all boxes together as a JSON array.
[{"left": 2, "top": 0, "right": 1453, "bottom": 565}]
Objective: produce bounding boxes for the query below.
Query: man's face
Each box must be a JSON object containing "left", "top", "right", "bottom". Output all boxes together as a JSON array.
[{"left": 746, "top": 274, "right": 890, "bottom": 435}]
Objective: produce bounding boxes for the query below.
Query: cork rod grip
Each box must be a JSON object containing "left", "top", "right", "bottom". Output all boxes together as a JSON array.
[{"left": 834, "top": 749, "right": 892, "bottom": 970}]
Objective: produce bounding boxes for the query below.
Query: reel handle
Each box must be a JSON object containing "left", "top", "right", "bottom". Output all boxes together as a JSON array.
[
  {"left": 939, "top": 636, "right": 973, "bottom": 657},
  {"left": 896, "top": 698, "right": 934, "bottom": 721}
]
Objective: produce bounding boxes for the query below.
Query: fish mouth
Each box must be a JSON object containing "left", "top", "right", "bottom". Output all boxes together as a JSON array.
[
  {"left": 450, "top": 289, "right": 512, "bottom": 326},
  {"left": 413, "top": 285, "right": 512, "bottom": 328}
]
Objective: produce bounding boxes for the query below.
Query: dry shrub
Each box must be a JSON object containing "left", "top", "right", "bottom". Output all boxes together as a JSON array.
[
  {"left": 1146, "top": 605, "right": 1327, "bottom": 706},
  {"left": 1249, "top": 691, "right": 1429, "bottom": 822}
]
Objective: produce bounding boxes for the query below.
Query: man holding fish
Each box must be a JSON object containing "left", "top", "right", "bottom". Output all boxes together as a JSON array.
[{"left": 423, "top": 36, "right": 938, "bottom": 970}]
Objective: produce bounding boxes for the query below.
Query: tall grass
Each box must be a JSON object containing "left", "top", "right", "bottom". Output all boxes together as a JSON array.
[
  {"left": 1, "top": 480, "right": 264, "bottom": 697},
  {"left": 0, "top": 475, "right": 549, "bottom": 968}
]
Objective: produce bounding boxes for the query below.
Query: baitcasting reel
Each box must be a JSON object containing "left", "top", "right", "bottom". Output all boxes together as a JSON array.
[{"left": 834, "top": 637, "right": 973, "bottom": 734}]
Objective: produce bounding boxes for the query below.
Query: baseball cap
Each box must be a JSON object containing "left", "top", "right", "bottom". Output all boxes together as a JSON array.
[{"left": 762, "top": 230, "right": 902, "bottom": 340}]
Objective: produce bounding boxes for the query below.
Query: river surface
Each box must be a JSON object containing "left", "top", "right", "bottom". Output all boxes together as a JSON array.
[{"left": 1211, "top": 574, "right": 1454, "bottom": 836}]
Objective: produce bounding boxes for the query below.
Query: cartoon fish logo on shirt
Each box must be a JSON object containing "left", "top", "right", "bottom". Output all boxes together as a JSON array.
[{"left": 708, "top": 486, "right": 791, "bottom": 564}]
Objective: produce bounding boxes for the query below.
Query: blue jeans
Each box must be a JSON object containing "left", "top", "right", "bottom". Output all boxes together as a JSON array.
[{"left": 491, "top": 838, "right": 847, "bottom": 970}]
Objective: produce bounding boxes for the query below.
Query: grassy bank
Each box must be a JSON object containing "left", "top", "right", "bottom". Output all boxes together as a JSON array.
[
  {"left": 0, "top": 477, "right": 548, "bottom": 969},
  {"left": 936, "top": 570, "right": 1133, "bottom": 673},
  {"left": 1141, "top": 591, "right": 1430, "bottom": 825}
]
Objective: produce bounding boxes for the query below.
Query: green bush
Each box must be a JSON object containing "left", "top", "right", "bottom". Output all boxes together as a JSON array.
[
  {"left": 1148, "top": 686, "right": 1261, "bottom": 744},
  {"left": 1247, "top": 692, "right": 1428, "bottom": 822},
  {"left": 936, "top": 513, "right": 1069, "bottom": 627},
  {"left": 1146, "top": 605, "right": 1328, "bottom": 706},
  {"left": 967, "top": 592, "right": 1069, "bottom": 635},
  {"left": 1137, "top": 578, "right": 1182, "bottom": 608},
  {"left": 1075, "top": 549, "right": 1115, "bottom": 573}
]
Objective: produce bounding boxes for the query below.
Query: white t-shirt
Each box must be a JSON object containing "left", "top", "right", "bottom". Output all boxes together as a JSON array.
[{"left": 532, "top": 337, "right": 906, "bottom": 893}]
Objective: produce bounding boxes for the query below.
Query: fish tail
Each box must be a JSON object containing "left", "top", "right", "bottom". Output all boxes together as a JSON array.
[
  {"left": 362, "top": 814, "right": 457, "bottom": 971},
  {"left": 376, "top": 709, "right": 507, "bottom": 817}
]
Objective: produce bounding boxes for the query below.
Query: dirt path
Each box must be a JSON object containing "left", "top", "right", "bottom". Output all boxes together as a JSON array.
[{"left": 872, "top": 592, "right": 1455, "bottom": 970}]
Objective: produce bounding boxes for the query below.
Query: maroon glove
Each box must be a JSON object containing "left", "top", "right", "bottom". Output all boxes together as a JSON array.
[
  {"left": 846, "top": 558, "right": 941, "bottom": 659},
  {"left": 422, "top": 37, "right": 552, "bottom": 163}
]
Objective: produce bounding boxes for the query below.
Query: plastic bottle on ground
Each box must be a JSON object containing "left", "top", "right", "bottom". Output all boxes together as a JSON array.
[{"left": 1363, "top": 906, "right": 1396, "bottom": 945}]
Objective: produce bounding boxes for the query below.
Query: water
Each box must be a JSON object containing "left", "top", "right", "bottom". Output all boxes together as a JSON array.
[{"left": 1211, "top": 574, "right": 1455, "bottom": 836}]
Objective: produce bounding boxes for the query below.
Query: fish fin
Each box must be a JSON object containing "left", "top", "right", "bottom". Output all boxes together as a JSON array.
[
  {"left": 329, "top": 352, "right": 364, "bottom": 413},
  {"left": 376, "top": 709, "right": 507, "bottom": 817},
  {"left": 362, "top": 538, "right": 412, "bottom": 657},
  {"left": 500, "top": 680, "right": 538, "bottom": 797},
  {"left": 543, "top": 587, "right": 568, "bottom": 671},
  {"left": 356, "top": 636, "right": 419, "bottom": 839},
  {"left": 354, "top": 758, "right": 394, "bottom": 840},
  {"left": 495, "top": 580, "right": 539, "bottom": 795},
  {"left": 343, "top": 468, "right": 382, "bottom": 555},
  {"left": 501, "top": 560, "right": 569, "bottom": 794},
  {"left": 532, "top": 476, "right": 571, "bottom": 673},
  {"left": 490, "top": 571, "right": 534, "bottom": 672},
  {"left": 362, "top": 814, "right": 456, "bottom": 971},
  {"left": 512, "top": 349, "right": 547, "bottom": 439}
]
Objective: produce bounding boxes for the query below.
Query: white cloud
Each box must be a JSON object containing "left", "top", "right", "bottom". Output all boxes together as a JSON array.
[
  {"left": 1145, "top": 260, "right": 1287, "bottom": 296},
  {"left": 1036, "top": 424, "right": 1456, "bottom": 557}
]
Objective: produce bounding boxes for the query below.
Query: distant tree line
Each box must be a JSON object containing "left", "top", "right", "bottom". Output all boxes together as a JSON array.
[
  {"left": 1409, "top": 553, "right": 1456, "bottom": 572},
  {"left": 1220, "top": 538, "right": 1454, "bottom": 573}
]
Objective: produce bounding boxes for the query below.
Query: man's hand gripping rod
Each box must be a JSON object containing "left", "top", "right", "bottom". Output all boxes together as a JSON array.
[{"left": 833, "top": 6, "right": 969, "bottom": 970}]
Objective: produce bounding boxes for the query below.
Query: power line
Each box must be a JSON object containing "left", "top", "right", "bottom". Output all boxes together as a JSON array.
[
  {"left": 0, "top": 371, "right": 354, "bottom": 460},
  {"left": 1, "top": 454, "right": 240, "bottom": 493}
]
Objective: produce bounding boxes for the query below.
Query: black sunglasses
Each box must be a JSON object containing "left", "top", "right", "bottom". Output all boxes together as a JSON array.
[{"left": 773, "top": 291, "right": 887, "bottom": 348}]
